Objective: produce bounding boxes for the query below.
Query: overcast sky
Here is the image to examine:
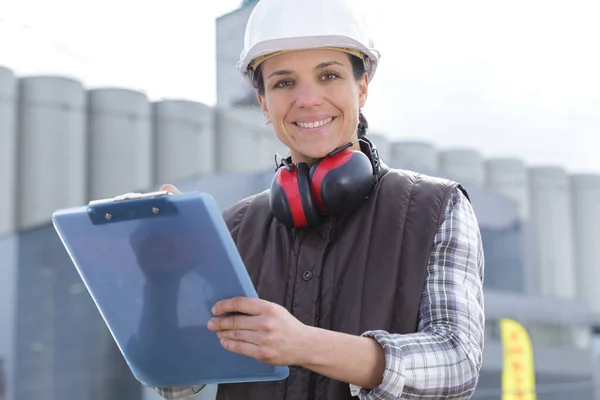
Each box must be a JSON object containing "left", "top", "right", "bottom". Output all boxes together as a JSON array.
[{"left": 1, "top": 0, "right": 599, "bottom": 174}]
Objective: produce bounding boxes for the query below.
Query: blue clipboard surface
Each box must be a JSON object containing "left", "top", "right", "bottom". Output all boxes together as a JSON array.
[{"left": 52, "top": 190, "right": 289, "bottom": 388}]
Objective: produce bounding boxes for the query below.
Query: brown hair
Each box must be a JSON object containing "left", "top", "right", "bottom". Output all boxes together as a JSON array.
[{"left": 251, "top": 53, "right": 369, "bottom": 138}]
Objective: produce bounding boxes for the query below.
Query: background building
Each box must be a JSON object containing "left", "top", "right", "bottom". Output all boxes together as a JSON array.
[{"left": 1, "top": 1, "right": 600, "bottom": 399}]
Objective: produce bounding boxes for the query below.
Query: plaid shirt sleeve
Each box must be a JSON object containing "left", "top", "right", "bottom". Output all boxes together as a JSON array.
[
  {"left": 350, "top": 186, "right": 485, "bottom": 399},
  {"left": 153, "top": 385, "right": 206, "bottom": 399}
]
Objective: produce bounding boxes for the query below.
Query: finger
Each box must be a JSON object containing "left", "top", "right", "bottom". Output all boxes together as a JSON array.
[
  {"left": 219, "top": 338, "right": 260, "bottom": 359},
  {"left": 212, "top": 297, "right": 271, "bottom": 317},
  {"left": 220, "top": 338, "right": 278, "bottom": 364},
  {"left": 217, "top": 329, "right": 263, "bottom": 345},
  {"left": 207, "top": 314, "right": 262, "bottom": 332},
  {"left": 160, "top": 183, "right": 181, "bottom": 194}
]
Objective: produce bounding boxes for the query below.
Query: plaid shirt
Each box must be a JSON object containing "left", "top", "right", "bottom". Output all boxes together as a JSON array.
[{"left": 155, "top": 187, "right": 485, "bottom": 399}]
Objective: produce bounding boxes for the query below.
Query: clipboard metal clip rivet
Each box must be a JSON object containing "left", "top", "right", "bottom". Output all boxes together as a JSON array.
[
  {"left": 152, "top": 207, "right": 160, "bottom": 214},
  {"left": 105, "top": 213, "right": 112, "bottom": 220}
]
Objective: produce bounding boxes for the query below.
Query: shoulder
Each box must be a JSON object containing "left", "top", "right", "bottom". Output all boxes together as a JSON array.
[
  {"left": 434, "top": 184, "right": 484, "bottom": 272},
  {"left": 382, "top": 167, "right": 469, "bottom": 199},
  {"left": 379, "top": 167, "right": 471, "bottom": 223},
  {"left": 440, "top": 184, "right": 481, "bottom": 240},
  {"left": 222, "top": 189, "right": 271, "bottom": 240}
]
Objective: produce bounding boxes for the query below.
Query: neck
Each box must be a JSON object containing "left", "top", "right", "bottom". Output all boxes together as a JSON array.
[{"left": 290, "top": 140, "right": 362, "bottom": 166}]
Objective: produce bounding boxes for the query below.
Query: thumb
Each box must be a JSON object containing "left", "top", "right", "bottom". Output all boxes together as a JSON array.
[{"left": 160, "top": 183, "right": 181, "bottom": 194}]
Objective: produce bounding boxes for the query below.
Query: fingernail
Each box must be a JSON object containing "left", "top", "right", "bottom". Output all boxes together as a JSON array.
[
  {"left": 207, "top": 319, "right": 214, "bottom": 329},
  {"left": 211, "top": 306, "right": 216, "bottom": 314}
]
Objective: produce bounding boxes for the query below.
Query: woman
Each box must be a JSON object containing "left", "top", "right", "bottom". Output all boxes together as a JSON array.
[{"left": 155, "top": 0, "right": 485, "bottom": 398}]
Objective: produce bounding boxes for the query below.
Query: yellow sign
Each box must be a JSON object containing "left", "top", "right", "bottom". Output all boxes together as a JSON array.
[{"left": 500, "top": 318, "right": 536, "bottom": 400}]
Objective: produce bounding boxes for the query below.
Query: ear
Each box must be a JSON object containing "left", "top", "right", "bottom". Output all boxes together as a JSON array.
[
  {"left": 357, "top": 73, "right": 369, "bottom": 108},
  {"left": 257, "top": 92, "right": 271, "bottom": 122}
]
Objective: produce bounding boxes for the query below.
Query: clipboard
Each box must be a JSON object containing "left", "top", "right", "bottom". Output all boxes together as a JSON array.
[{"left": 52, "top": 190, "right": 289, "bottom": 388}]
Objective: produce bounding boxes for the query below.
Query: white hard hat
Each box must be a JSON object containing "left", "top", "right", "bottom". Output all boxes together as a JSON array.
[{"left": 237, "top": 0, "right": 381, "bottom": 84}]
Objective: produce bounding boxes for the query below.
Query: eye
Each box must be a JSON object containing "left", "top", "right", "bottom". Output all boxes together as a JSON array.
[
  {"left": 321, "top": 71, "right": 340, "bottom": 81},
  {"left": 273, "top": 79, "right": 294, "bottom": 89}
]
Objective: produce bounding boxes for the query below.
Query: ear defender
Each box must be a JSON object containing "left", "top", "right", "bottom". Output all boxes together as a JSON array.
[
  {"left": 269, "top": 146, "right": 376, "bottom": 229},
  {"left": 309, "top": 148, "right": 375, "bottom": 215},
  {"left": 269, "top": 162, "right": 322, "bottom": 229}
]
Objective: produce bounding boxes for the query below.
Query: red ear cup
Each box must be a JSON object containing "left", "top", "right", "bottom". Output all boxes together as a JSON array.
[
  {"left": 269, "top": 140, "right": 379, "bottom": 228},
  {"left": 269, "top": 162, "right": 322, "bottom": 229},
  {"left": 309, "top": 149, "right": 375, "bottom": 215}
]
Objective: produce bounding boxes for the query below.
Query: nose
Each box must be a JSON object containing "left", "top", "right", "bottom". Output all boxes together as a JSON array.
[{"left": 294, "top": 80, "right": 324, "bottom": 109}]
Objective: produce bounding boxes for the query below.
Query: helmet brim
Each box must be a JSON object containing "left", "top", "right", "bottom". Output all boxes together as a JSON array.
[{"left": 237, "top": 35, "right": 380, "bottom": 84}]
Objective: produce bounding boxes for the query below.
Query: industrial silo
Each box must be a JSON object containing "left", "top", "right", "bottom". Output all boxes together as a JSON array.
[
  {"left": 486, "top": 158, "right": 538, "bottom": 295},
  {"left": 265, "top": 130, "right": 289, "bottom": 171},
  {"left": 571, "top": 173, "right": 600, "bottom": 312},
  {"left": 16, "top": 75, "right": 87, "bottom": 230},
  {"left": 0, "top": 67, "right": 17, "bottom": 235},
  {"left": 439, "top": 148, "right": 485, "bottom": 187},
  {"left": 529, "top": 166, "right": 576, "bottom": 299},
  {"left": 88, "top": 88, "right": 152, "bottom": 200},
  {"left": 486, "top": 158, "right": 530, "bottom": 219},
  {"left": 153, "top": 100, "right": 215, "bottom": 185},
  {"left": 366, "top": 132, "right": 391, "bottom": 164},
  {"left": 389, "top": 141, "right": 439, "bottom": 175},
  {"left": 248, "top": 110, "right": 287, "bottom": 172},
  {"left": 215, "top": 107, "right": 272, "bottom": 173}
]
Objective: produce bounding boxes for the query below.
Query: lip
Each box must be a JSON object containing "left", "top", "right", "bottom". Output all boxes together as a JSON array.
[
  {"left": 292, "top": 116, "right": 336, "bottom": 134},
  {"left": 294, "top": 115, "right": 335, "bottom": 124}
]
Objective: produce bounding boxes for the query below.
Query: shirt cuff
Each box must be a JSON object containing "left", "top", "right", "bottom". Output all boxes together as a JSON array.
[
  {"left": 349, "top": 330, "right": 406, "bottom": 399},
  {"left": 154, "top": 385, "right": 206, "bottom": 399}
]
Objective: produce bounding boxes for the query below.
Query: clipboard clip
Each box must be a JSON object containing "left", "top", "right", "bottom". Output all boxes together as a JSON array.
[{"left": 88, "top": 190, "right": 173, "bottom": 206}]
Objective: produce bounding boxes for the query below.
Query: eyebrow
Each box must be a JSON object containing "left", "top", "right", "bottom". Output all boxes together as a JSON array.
[
  {"left": 315, "top": 61, "right": 344, "bottom": 69},
  {"left": 266, "top": 61, "right": 345, "bottom": 80}
]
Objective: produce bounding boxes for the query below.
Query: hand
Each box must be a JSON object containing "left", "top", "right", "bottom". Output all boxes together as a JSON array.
[
  {"left": 160, "top": 183, "right": 181, "bottom": 194},
  {"left": 207, "top": 297, "right": 311, "bottom": 366}
]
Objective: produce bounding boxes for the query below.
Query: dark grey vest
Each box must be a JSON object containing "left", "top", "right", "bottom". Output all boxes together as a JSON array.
[{"left": 218, "top": 167, "right": 464, "bottom": 400}]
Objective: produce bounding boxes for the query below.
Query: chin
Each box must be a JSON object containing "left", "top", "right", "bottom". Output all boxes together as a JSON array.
[{"left": 299, "top": 144, "right": 336, "bottom": 160}]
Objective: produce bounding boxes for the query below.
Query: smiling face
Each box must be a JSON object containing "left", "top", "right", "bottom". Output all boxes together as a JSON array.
[{"left": 256, "top": 49, "right": 369, "bottom": 165}]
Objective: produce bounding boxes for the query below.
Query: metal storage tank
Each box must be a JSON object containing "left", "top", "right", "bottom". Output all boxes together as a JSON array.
[
  {"left": 571, "top": 174, "right": 600, "bottom": 313},
  {"left": 485, "top": 158, "right": 538, "bottom": 295},
  {"left": 366, "top": 132, "right": 391, "bottom": 163},
  {"left": 250, "top": 110, "right": 287, "bottom": 172},
  {"left": 17, "top": 75, "right": 87, "bottom": 230},
  {"left": 390, "top": 141, "right": 438, "bottom": 174},
  {"left": 529, "top": 166, "right": 576, "bottom": 299},
  {"left": 259, "top": 130, "right": 289, "bottom": 174},
  {"left": 88, "top": 88, "right": 152, "bottom": 200},
  {"left": 266, "top": 132, "right": 289, "bottom": 170},
  {"left": 215, "top": 107, "right": 274, "bottom": 173},
  {"left": 439, "top": 148, "right": 485, "bottom": 187},
  {"left": 0, "top": 67, "right": 17, "bottom": 235},
  {"left": 0, "top": 235, "right": 17, "bottom": 400},
  {"left": 486, "top": 158, "right": 530, "bottom": 219},
  {"left": 153, "top": 100, "right": 215, "bottom": 185}
]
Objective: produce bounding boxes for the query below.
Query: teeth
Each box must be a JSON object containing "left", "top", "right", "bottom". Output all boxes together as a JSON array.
[{"left": 297, "top": 117, "right": 333, "bottom": 129}]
